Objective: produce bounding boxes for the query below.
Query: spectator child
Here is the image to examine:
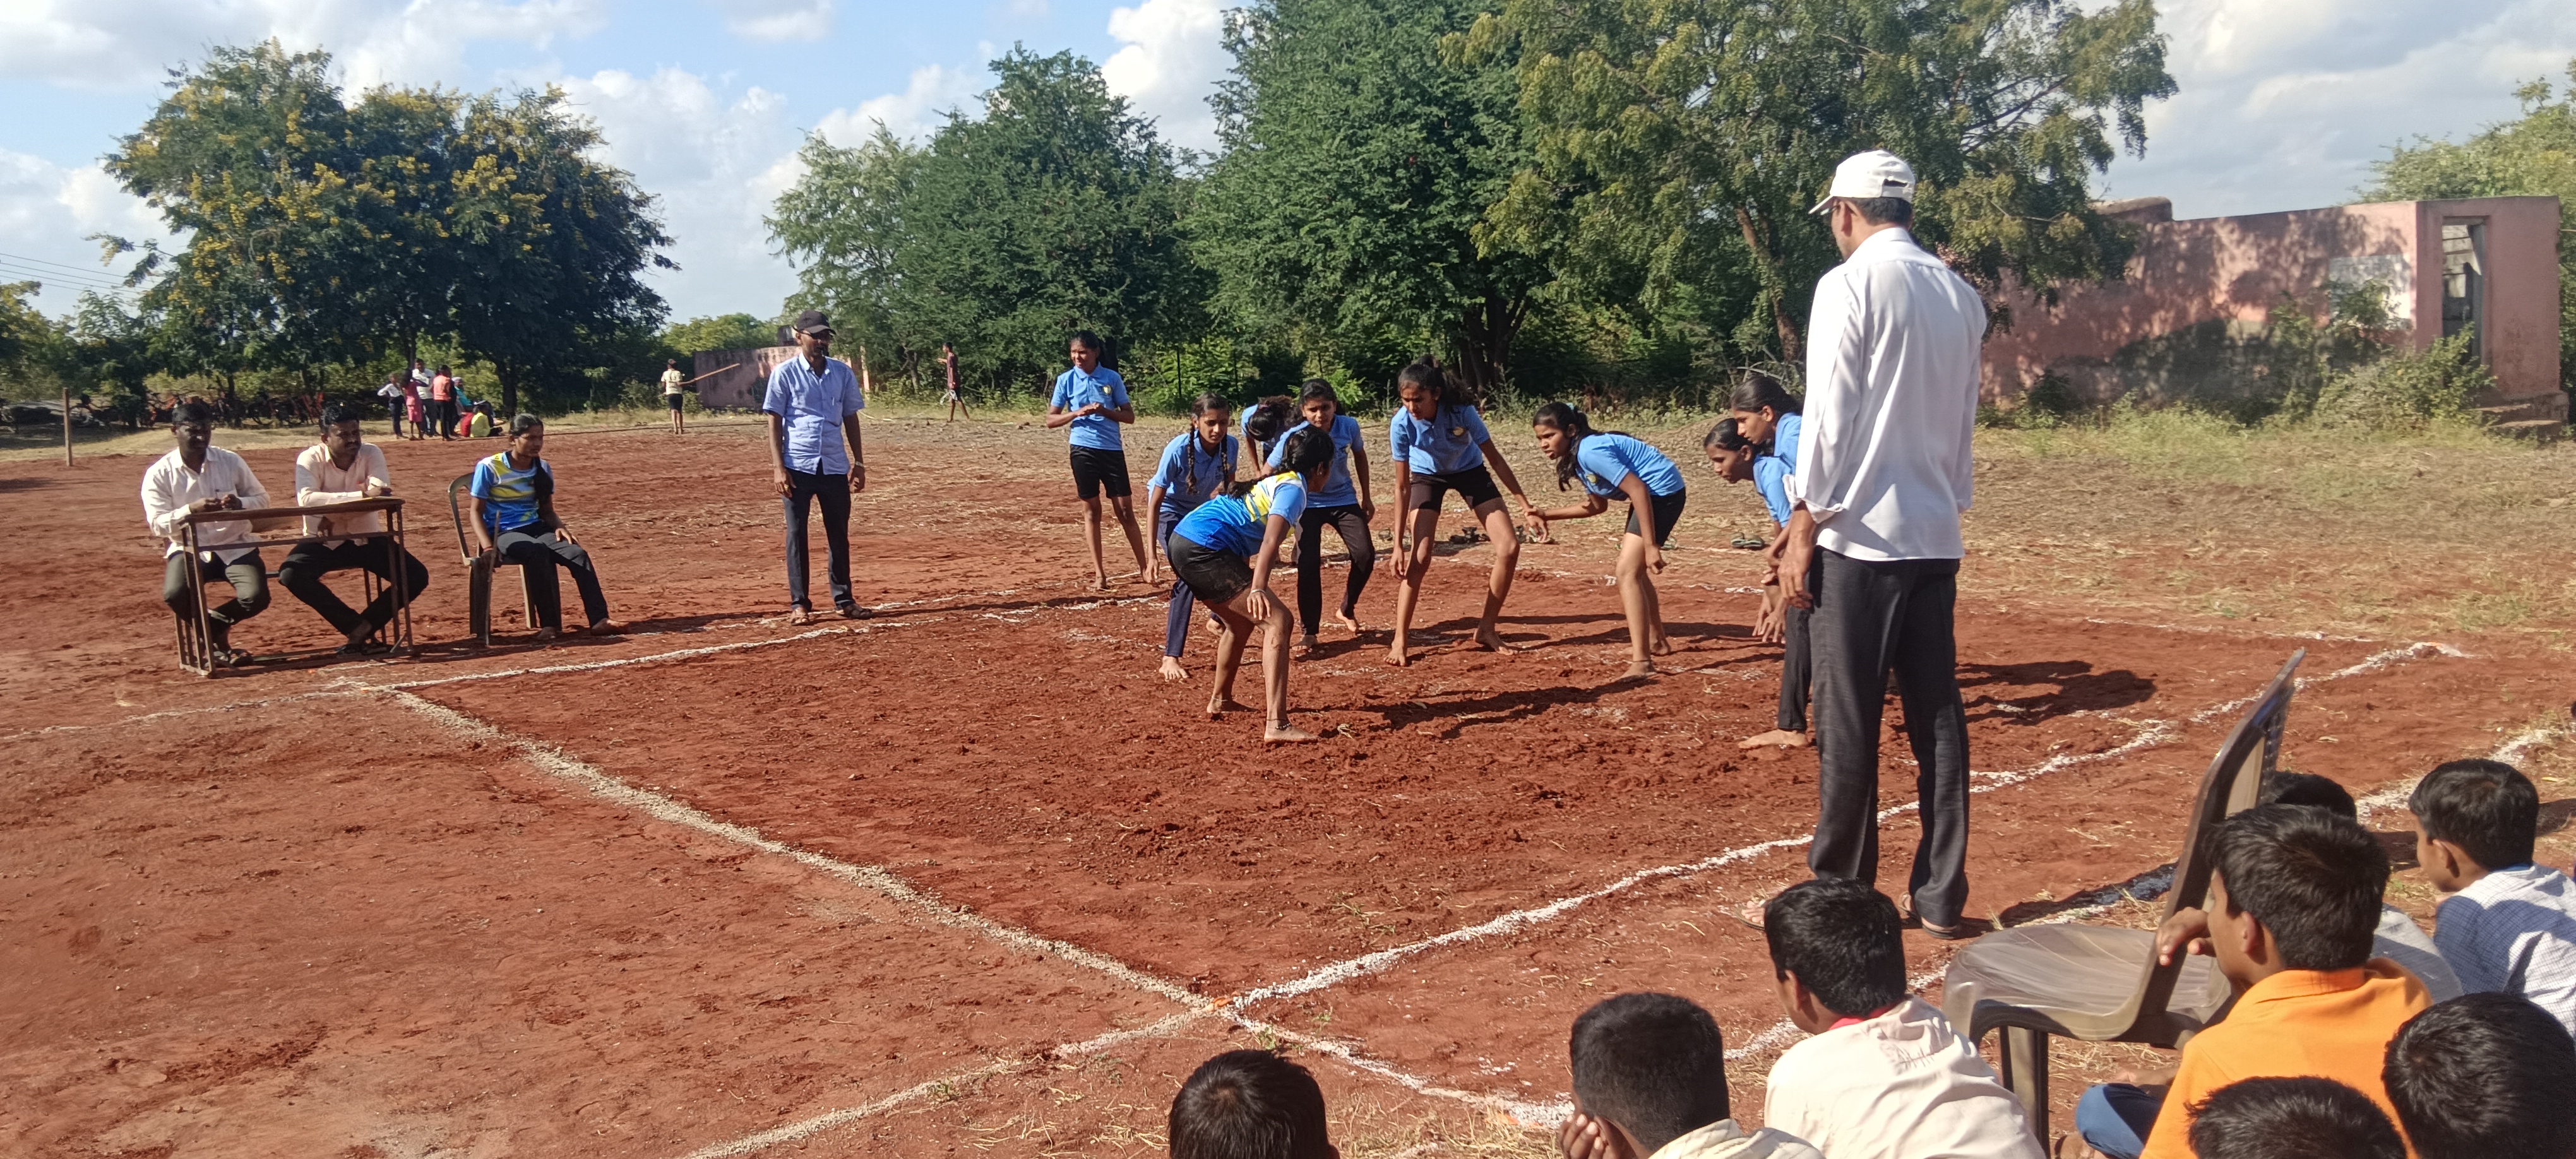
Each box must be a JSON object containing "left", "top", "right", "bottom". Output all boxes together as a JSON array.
[
  {"left": 1383, "top": 355, "right": 1533, "bottom": 667},
  {"left": 1044, "top": 330, "right": 1148, "bottom": 591},
  {"left": 1169, "top": 1050, "right": 1336, "bottom": 1159},
  {"left": 2382, "top": 992, "right": 2576, "bottom": 1159},
  {"left": 1267, "top": 380, "right": 1376, "bottom": 656},
  {"left": 465, "top": 415, "right": 615, "bottom": 640},
  {"left": 2184, "top": 1078, "right": 2406, "bottom": 1159},
  {"left": 1145, "top": 394, "right": 1237, "bottom": 682},
  {"left": 2411, "top": 759, "right": 2576, "bottom": 1036},
  {"left": 1559, "top": 992, "right": 1822, "bottom": 1159},
  {"left": 1759, "top": 877, "right": 2044, "bottom": 1159},
  {"left": 1167, "top": 426, "right": 1335, "bottom": 742},
  {"left": 1527, "top": 402, "right": 1688, "bottom": 679}
]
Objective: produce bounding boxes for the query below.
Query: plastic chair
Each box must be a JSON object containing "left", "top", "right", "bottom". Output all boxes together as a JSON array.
[
  {"left": 448, "top": 473, "right": 537, "bottom": 647},
  {"left": 1939, "top": 650, "right": 2306, "bottom": 1141}
]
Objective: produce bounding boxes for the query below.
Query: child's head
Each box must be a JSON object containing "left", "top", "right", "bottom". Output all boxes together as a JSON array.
[
  {"left": 1190, "top": 393, "right": 1231, "bottom": 443},
  {"left": 2259, "top": 771, "right": 2358, "bottom": 819},
  {"left": 1169, "top": 1050, "right": 1336, "bottom": 1159},
  {"left": 1279, "top": 425, "right": 1336, "bottom": 484},
  {"left": 1727, "top": 373, "right": 1799, "bottom": 444},
  {"left": 2185, "top": 1077, "right": 2405, "bottom": 1159},
  {"left": 2207, "top": 804, "right": 2388, "bottom": 981},
  {"left": 1762, "top": 877, "right": 1907, "bottom": 1028},
  {"left": 1296, "top": 379, "right": 1339, "bottom": 427},
  {"left": 2383, "top": 993, "right": 2576, "bottom": 1159},
  {"left": 1244, "top": 396, "right": 1295, "bottom": 448},
  {"left": 1530, "top": 401, "right": 1601, "bottom": 491},
  {"left": 2408, "top": 759, "right": 2538, "bottom": 889},
  {"left": 1070, "top": 330, "right": 1104, "bottom": 369},
  {"left": 1395, "top": 356, "right": 1449, "bottom": 420},
  {"left": 1567, "top": 992, "right": 1733, "bottom": 1155},
  {"left": 1702, "top": 418, "right": 1754, "bottom": 484}
]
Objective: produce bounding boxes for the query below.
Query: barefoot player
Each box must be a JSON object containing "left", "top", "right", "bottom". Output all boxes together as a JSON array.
[
  {"left": 1525, "top": 402, "right": 1688, "bottom": 679},
  {"left": 1384, "top": 356, "right": 1530, "bottom": 666},
  {"left": 1044, "top": 330, "right": 1148, "bottom": 591},
  {"left": 1167, "top": 427, "right": 1336, "bottom": 743}
]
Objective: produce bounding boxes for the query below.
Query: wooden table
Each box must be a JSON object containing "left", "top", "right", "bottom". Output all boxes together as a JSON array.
[{"left": 172, "top": 497, "right": 414, "bottom": 675}]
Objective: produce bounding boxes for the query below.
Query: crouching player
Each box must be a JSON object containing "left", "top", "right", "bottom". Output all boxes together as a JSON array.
[{"left": 1166, "top": 427, "right": 1335, "bottom": 743}]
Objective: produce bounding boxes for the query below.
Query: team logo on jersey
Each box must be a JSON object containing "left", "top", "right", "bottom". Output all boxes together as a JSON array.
[{"left": 1450, "top": 426, "right": 1466, "bottom": 439}]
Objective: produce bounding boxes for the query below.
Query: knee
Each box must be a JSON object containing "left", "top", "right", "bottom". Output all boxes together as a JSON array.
[
  {"left": 238, "top": 585, "right": 271, "bottom": 615},
  {"left": 1496, "top": 538, "right": 1521, "bottom": 566}
]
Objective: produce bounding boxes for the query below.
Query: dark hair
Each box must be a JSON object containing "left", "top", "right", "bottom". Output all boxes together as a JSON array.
[
  {"left": 1568, "top": 993, "right": 1731, "bottom": 1154},
  {"left": 1279, "top": 426, "right": 1334, "bottom": 478},
  {"left": 1397, "top": 355, "right": 1464, "bottom": 407},
  {"left": 1168, "top": 1050, "right": 1332, "bottom": 1159},
  {"left": 1070, "top": 330, "right": 1104, "bottom": 354},
  {"left": 1727, "top": 372, "right": 1800, "bottom": 417},
  {"left": 2384, "top": 993, "right": 2576, "bottom": 1159},
  {"left": 508, "top": 413, "right": 544, "bottom": 438},
  {"left": 1183, "top": 393, "right": 1231, "bottom": 496},
  {"left": 172, "top": 400, "right": 216, "bottom": 427},
  {"left": 2408, "top": 759, "right": 2538, "bottom": 869},
  {"left": 1704, "top": 417, "right": 1750, "bottom": 454},
  {"left": 2186, "top": 1077, "right": 2405, "bottom": 1159},
  {"left": 1532, "top": 401, "right": 1599, "bottom": 491},
  {"left": 2210, "top": 804, "right": 2388, "bottom": 971},
  {"left": 1846, "top": 197, "right": 1914, "bottom": 227},
  {"left": 1762, "top": 877, "right": 1907, "bottom": 1018},
  {"left": 2259, "top": 771, "right": 2358, "bottom": 819},
  {"left": 436, "top": 364, "right": 450, "bottom": 376},
  {"left": 1296, "top": 379, "right": 1339, "bottom": 411},
  {"left": 319, "top": 403, "right": 361, "bottom": 429},
  {"left": 1243, "top": 396, "right": 1296, "bottom": 450}
]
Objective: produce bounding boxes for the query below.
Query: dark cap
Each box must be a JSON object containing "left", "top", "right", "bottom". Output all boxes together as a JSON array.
[{"left": 792, "top": 309, "right": 833, "bottom": 337}]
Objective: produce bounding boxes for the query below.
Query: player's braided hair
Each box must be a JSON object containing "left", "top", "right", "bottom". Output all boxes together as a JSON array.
[
  {"left": 1532, "top": 401, "right": 1634, "bottom": 491},
  {"left": 1183, "top": 393, "right": 1227, "bottom": 497}
]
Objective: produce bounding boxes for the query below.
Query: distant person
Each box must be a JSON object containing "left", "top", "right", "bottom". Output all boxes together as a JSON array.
[
  {"left": 1383, "top": 355, "right": 1532, "bottom": 667},
  {"left": 278, "top": 404, "right": 428, "bottom": 657},
  {"left": 762, "top": 309, "right": 869, "bottom": 625},
  {"left": 661, "top": 359, "right": 688, "bottom": 433},
  {"left": 1759, "top": 876, "right": 2043, "bottom": 1159},
  {"left": 1044, "top": 330, "right": 1148, "bottom": 591},
  {"left": 378, "top": 373, "right": 406, "bottom": 438},
  {"left": 467, "top": 400, "right": 496, "bottom": 439},
  {"left": 1167, "top": 427, "right": 1333, "bottom": 743},
  {"left": 466, "top": 415, "right": 614, "bottom": 640},
  {"left": 1776, "top": 149, "right": 1988, "bottom": 939},
  {"left": 1144, "top": 393, "right": 1236, "bottom": 682},
  {"left": 941, "top": 342, "right": 970, "bottom": 423},
  {"left": 142, "top": 400, "right": 275, "bottom": 668},
  {"left": 398, "top": 371, "right": 425, "bottom": 440},
  {"left": 2411, "top": 759, "right": 2576, "bottom": 1035},
  {"left": 1559, "top": 992, "right": 1822, "bottom": 1159},
  {"left": 1267, "top": 380, "right": 1374, "bottom": 657},
  {"left": 429, "top": 364, "right": 457, "bottom": 439},
  {"left": 2183, "top": 1078, "right": 2405, "bottom": 1159},
  {"left": 1167, "top": 1050, "right": 1336, "bottom": 1159},
  {"left": 2383, "top": 992, "right": 2576, "bottom": 1159},
  {"left": 1527, "top": 402, "right": 1687, "bottom": 680}
]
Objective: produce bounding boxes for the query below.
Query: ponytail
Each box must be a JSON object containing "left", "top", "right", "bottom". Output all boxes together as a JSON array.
[
  {"left": 1398, "top": 355, "right": 1476, "bottom": 411},
  {"left": 1728, "top": 372, "right": 1800, "bottom": 417},
  {"left": 1531, "top": 400, "right": 1607, "bottom": 491}
]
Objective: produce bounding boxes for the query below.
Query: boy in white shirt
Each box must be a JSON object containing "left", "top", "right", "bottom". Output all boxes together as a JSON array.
[
  {"left": 2412, "top": 759, "right": 2576, "bottom": 1036},
  {"left": 278, "top": 404, "right": 429, "bottom": 655},
  {"left": 1556, "top": 992, "right": 1822, "bottom": 1159}
]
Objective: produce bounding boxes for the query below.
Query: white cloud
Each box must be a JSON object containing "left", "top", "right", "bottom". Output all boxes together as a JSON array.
[
  {"left": 703, "top": 0, "right": 834, "bottom": 44},
  {"left": 0, "top": 148, "right": 165, "bottom": 316},
  {"left": 0, "top": 0, "right": 605, "bottom": 92},
  {"left": 2101, "top": 0, "right": 2576, "bottom": 217},
  {"left": 1101, "top": 0, "right": 1228, "bottom": 152},
  {"left": 814, "top": 64, "right": 979, "bottom": 145}
]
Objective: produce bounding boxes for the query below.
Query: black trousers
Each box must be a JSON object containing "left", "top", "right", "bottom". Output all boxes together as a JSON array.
[
  {"left": 1293, "top": 504, "right": 1375, "bottom": 636},
  {"left": 1779, "top": 557, "right": 1816, "bottom": 732},
  {"left": 784, "top": 468, "right": 852, "bottom": 610},
  {"left": 1807, "top": 550, "right": 1971, "bottom": 925},
  {"left": 163, "top": 550, "right": 269, "bottom": 639},
  {"left": 496, "top": 528, "right": 608, "bottom": 629},
  {"left": 278, "top": 537, "right": 429, "bottom": 638}
]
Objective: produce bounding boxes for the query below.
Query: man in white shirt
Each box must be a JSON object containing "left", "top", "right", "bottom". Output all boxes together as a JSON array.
[
  {"left": 277, "top": 404, "right": 430, "bottom": 656},
  {"left": 1776, "top": 150, "right": 1990, "bottom": 937},
  {"left": 1761, "top": 877, "right": 2044, "bottom": 1159},
  {"left": 142, "top": 400, "right": 277, "bottom": 667}
]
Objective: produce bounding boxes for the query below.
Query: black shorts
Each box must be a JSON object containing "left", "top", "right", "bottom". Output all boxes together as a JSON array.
[
  {"left": 1070, "top": 446, "right": 1132, "bottom": 500},
  {"left": 1405, "top": 464, "right": 1504, "bottom": 512},
  {"left": 1167, "top": 532, "right": 1251, "bottom": 605},
  {"left": 665, "top": 393, "right": 684, "bottom": 411},
  {"left": 1625, "top": 489, "right": 1687, "bottom": 547}
]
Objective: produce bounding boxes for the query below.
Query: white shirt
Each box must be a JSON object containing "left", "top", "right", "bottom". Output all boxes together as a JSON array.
[
  {"left": 295, "top": 443, "right": 391, "bottom": 542},
  {"left": 1764, "top": 996, "right": 2046, "bottom": 1159},
  {"left": 1789, "top": 227, "right": 1988, "bottom": 561},
  {"left": 2433, "top": 863, "right": 2576, "bottom": 1036},
  {"left": 2375, "top": 903, "right": 2463, "bottom": 1002},
  {"left": 141, "top": 446, "right": 272, "bottom": 562},
  {"left": 1647, "top": 1119, "right": 1824, "bottom": 1159}
]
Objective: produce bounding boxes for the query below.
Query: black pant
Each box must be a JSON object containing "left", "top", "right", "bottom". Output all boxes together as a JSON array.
[
  {"left": 496, "top": 528, "right": 608, "bottom": 629},
  {"left": 1294, "top": 504, "right": 1375, "bottom": 636},
  {"left": 278, "top": 537, "right": 429, "bottom": 638},
  {"left": 1808, "top": 550, "right": 1971, "bottom": 926},
  {"left": 433, "top": 398, "right": 458, "bottom": 437},
  {"left": 784, "top": 468, "right": 852, "bottom": 610},
  {"left": 163, "top": 550, "right": 269, "bottom": 642},
  {"left": 1779, "top": 556, "right": 1816, "bottom": 732}
]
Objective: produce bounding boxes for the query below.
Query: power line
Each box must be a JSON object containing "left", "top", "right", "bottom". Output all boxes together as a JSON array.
[
  {"left": 0, "top": 248, "right": 130, "bottom": 278},
  {"left": 0, "top": 261, "right": 135, "bottom": 293}
]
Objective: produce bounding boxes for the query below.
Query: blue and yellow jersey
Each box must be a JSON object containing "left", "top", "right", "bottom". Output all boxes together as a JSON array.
[{"left": 1173, "top": 473, "right": 1311, "bottom": 557}]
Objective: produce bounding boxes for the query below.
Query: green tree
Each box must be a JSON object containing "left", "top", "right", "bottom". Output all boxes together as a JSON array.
[
  {"left": 768, "top": 124, "right": 922, "bottom": 373},
  {"left": 1465, "top": 0, "right": 2175, "bottom": 362},
  {"left": 1199, "top": 0, "right": 1548, "bottom": 397},
  {"left": 664, "top": 313, "right": 780, "bottom": 357},
  {"left": 2365, "top": 59, "right": 2576, "bottom": 398}
]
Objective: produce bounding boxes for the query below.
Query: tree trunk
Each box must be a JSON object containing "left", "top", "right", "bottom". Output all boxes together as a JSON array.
[
  {"left": 1454, "top": 295, "right": 1527, "bottom": 404},
  {"left": 1736, "top": 206, "right": 1804, "bottom": 364},
  {"left": 499, "top": 364, "right": 520, "bottom": 417}
]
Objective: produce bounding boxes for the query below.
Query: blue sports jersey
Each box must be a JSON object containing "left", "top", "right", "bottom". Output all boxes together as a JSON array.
[
  {"left": 470, "top": 451, "right": 551, "bottom": 534},
  {"left": 1388, "top": 404, "right": 1490, "bottom": 474},
  {"left": 1149, "top": 431, "right": 1237, "bottom": 518},
  {"left": 1266, "top": 413, "right": 1363, "bottom": 507},
  {"left": 1174, "top": 474, "right": 1310, "bottom": 557},
  {"left": 1050, "top": 366, "right": 1130, "bottom": 451},
  {"left": 1574, "top": 433, "right": 1686, "bottom": 500},
  {"left": 1751, "top": 412, "right": 1801, "bottom": 526}
]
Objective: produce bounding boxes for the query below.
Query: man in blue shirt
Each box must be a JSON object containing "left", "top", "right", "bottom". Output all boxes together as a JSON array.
[
  {"left": 1044, "top": 330, "right": 1148, "bottom": 591},
  {"left": 763, "top": 309, "right": 869, "bottom": 624}
]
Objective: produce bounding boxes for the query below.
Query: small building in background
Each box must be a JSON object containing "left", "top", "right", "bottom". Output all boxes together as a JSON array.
[{"left": 1980, "top": 194, "right": 2564, "bottom": 425}]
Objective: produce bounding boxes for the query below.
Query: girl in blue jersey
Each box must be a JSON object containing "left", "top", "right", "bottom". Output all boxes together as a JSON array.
[
  {"left": 1527, "top": 402, "right": 1688, "bottom": 679},
  {"left": 1724, "top": 372, "right": 1812, "bottom": 748},
  {"left": 1169, "top": 427, "right": 1337, "bottom": 742},
  {"left": 1384, "top": 356, "right": 1533, "bottom": 667},
  {"left": 1145, "top": 394, "right": 1238, "bottom": 682},
  {"left": 1267, "top": 380, "right": 1375, "bottom": 657}
]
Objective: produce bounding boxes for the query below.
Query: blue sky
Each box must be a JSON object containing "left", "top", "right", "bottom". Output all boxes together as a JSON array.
[{"left": 1, "top": 0, "right": 2570, "bottom": 324}]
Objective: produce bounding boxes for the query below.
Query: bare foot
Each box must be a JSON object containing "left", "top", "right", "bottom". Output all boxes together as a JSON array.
[
  {"left": 1207, "top": 695, "right": 1250, "bottom": 718},
  {"left": 1649, "top": 636, "right": 1674, "bottom": 657},
  {"left": 1328, "top": 610, "right": 1362, "bottom": 634},
  {"left": 1263, "top": 722, "right": 1319, "bottom": 744},
  {"left": 1295, "top": 634, "right": 1319, "bottom": 660},
  {"left": 1737, "top": 728, "right": 1812, "bottom": 750},
  {"left": 1384, "top": 644, "right": 1410, "bottom": 668},
  {"left": 1159, "top": 657, "right": 1190, "bottom": 682},
  {"left": 1471, "top": 624, "right": 1515, "bottom": 652},
  {"left": 1093, "top": 574, "right": 1112, "bottom": 593},
  {"left": 1620, "top": 660, "right": 1657, "bottom": 681}
]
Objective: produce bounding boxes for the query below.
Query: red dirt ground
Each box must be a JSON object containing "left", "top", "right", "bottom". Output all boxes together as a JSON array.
[{"left": 5, "top": 419, "right": 2569, "bottom": 1157}]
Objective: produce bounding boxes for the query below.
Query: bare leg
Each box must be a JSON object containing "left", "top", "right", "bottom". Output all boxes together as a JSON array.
[
  {"left": 1112, "top": 498, "right": 1151, "bottom": 582},
  {"left": 1472, "top": 501, "right": 1520, "bottom": 651},
  {"left": 1207, "top": 601, "right": 1253, "bottom": 716},
  {"left": 1645, "top": 569, "right": 1671, "bottom": 655},
  {"left": 1385, "top": 507, "right": 1439, "bottom": 667},
  {"left": 1081, "top": 496, "right": 1109, "bottom": 590},
  {"left": 1616, "top": 533, "right": 1655, "bottom": 678},
  {"left": 1257, "top": 596, "right": 1314, "bottom": 742}
]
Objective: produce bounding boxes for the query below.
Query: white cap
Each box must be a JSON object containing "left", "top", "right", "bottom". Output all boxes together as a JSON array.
[{"left": 1809, "top": 150, "right": 1916, "bottom": 214}]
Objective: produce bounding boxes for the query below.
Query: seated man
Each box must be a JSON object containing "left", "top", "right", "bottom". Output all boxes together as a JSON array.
[
  {"left": 1167, "top": 1049, "right": 1336, "bottom": 1159},
  {"left": 1759, "top": 877, "right": 2044, "bottom": 1159},
  {"left": 1558, "top": 992, "right": 1821, "bottom": 1159},
  {"left": 142, "top": 400, "right": 276, "bottom": 668},
  {"left": 2078, "top": 804, "right": 2432, "bottom": 1159},
  {"left": 2411, "top": 759, "right": 2576, "bottom": 1035},
  {"left": 278, "top": 404, "right": 429, "bottom": 656},
  {"left": 465, "top": 415, "right": 613, "bottom": 640},
  {"left": 2184, "top": 1078, "right": 2405, "bottom": 1159},
  {"left": 2382, "top": 992, "right": 2576, "bottom": 1159}
]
